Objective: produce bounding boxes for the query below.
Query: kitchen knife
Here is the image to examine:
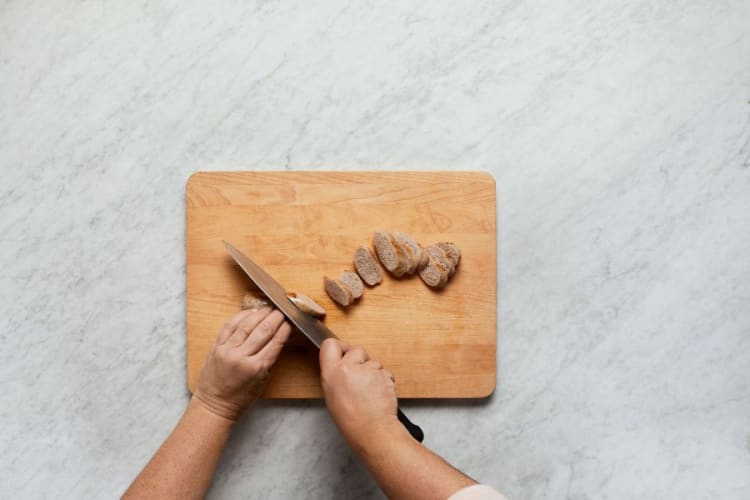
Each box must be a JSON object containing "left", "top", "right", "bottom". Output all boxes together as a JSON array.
[{"left": 223, "top": 240, "right": 424, "bottom": 443}]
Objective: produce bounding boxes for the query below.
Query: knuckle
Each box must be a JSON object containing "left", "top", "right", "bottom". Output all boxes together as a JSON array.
[
  {"left": 226, "top": 350, "right": 243, "bottom": 365},
  {"left": 244, "top": 359, "right": 261, "bottom": 375},
  {"left": 249, "top": 357, "right": 271, "bottom": 374},
  {"left": 341, "top": 363, "right": 355, "bottom": 376},
  {"left": 258, "top": 360, "right": 271, "bottom": 375},
  {"left": 257, "top": 323, "right": 274, "bottom": 337}
]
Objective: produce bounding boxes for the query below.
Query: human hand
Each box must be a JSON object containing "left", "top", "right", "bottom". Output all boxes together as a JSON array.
[
  {"left": 194, "top": 307, "right": 291, "bottom": 421},
  {"left": 319, "top": 339, "right": 401, "bottom": 448}
]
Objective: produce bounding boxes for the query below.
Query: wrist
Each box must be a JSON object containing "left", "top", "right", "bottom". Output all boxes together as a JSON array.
[
  {"left": 347, "top": 416, "right": 412, "bottom": 457},
  {"left": 192, "top": 391, "right": 242, "bottom": 423}
]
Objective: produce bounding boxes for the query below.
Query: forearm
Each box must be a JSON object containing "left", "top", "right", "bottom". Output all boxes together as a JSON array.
[
  {"left": 351, "top": 419, "right": 477, "bottom": 500},
  {"left": 123, "top": 397, "right": 233, "bottom": 499}
]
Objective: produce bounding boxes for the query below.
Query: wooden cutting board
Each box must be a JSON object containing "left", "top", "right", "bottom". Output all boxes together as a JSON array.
[{"left": 186, "top": 171, "right": 496, "bottom": 398}]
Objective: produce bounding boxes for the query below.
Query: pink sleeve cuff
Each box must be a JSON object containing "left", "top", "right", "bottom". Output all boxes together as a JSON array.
[{"left": 448, "top": 484, "right": 507, "bottom": 500}]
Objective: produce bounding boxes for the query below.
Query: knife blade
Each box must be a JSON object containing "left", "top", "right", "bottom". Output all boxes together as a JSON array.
[
  {"left": 223, "top": 240, "right": 424, "bottom": 442},
  {"left": 224, "top": 241, "right": 337, "bottom": 348}
]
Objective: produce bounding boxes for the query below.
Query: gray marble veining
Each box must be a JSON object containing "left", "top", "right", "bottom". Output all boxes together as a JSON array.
[{"left": 1, "top": 1, "right": 749, "bottom": 498}]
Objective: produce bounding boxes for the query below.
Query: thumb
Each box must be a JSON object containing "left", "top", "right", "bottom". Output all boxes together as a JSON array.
[{"left": 319, "top": 338, "right": 345, "bottom": 371}]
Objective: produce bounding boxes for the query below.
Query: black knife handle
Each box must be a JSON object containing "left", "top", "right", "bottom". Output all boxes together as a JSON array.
[{"left": 397, "top": 407, "right": 424, "bottom": 442}]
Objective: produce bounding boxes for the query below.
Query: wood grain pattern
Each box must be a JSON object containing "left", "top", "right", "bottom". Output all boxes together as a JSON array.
[{"left": 186, "top": 171, "right": 497, "bottom": 398}]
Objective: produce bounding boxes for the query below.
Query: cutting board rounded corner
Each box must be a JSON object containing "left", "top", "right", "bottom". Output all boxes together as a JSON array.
[
  {"left": 469, "top": 169, "right": 497, "bottom": 187},
  {"left": 474, "top": 376, "right": 497, "bottom": 399},
  {"left": 186, "top": 171, "right": 207, "bottom": 191}
]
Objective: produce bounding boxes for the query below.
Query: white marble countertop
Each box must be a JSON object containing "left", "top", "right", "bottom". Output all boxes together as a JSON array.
[{"left": 2, "top": 1, "right": 749, "bottom": 498}]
